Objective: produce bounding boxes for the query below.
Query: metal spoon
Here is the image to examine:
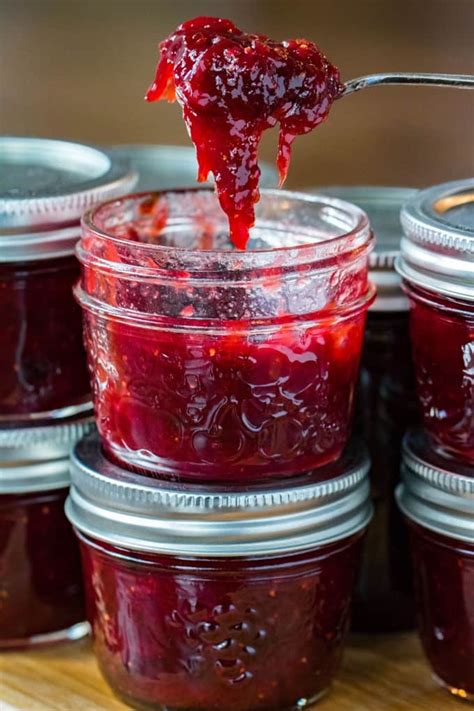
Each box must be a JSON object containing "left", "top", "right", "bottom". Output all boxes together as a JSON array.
[{"left": 341, "top": 72, "right": 474, "bottom": 96}]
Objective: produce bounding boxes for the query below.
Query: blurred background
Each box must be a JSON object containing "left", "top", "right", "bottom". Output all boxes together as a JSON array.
[{"left": 0, "top": 0, "right": 473, "bottom": 189}]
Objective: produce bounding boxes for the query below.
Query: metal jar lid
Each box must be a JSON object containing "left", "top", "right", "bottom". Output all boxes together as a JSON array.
[
  {"left": 397, "top": 429, "right": 474, "bottom": 543},
  {"left": 66, "top": 433, "right": 372, "bottom": 558},
  {"left": 397, "top": 178, "right": 474, "bottom": 301},
  {"left": 0, "top": 411, "right": 96, "bottom": 460},
  {"left": 0, "top": 137, "right": 137, "bottom": 262},
  {"left": 107, "top": 144, "right": 278, "bottom": 192},
  {"left": 314, "top": 186, "right": 417, "bottom": 311}
]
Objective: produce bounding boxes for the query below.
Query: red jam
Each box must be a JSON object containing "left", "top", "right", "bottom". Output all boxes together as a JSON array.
[
  {"left": 79, "top": 191, "right": 373, "bottom": 481},
  {"left": 408, "top": 522, "right": 474, "bottom": 699},
  {"left": 0, "top": 256, "right": 90, "bottom": 419},
  {"left": 0, "top": 489, "right": 85, "bottom": 647},
  {"left": 352, "top": 311, "right": 418, "bottom": 631},
  {"left": 79, "top": 533, "right": 363, "bottom": 711},
  {"left": 146, "top": 17, "right": 342, "bottom": 248},
  {"left": 406, "top": 284, "right": 474, "bottom": 464}
]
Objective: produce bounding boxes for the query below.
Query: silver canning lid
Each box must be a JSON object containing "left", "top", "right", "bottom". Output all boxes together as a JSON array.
[
  {"left": 66, "top": 433, "right": 372, "bottom": 557},
  {"left": 314, "top": 186, "right": 417, "bottom": 311},
  {"left": 107, "top": 144, "right": 278, "bottom": 192},
  {"left": 0, "top": 137, "right": 137, "bottom": 262},
  {"left": 0, "top": 453, "right": 71, "bottom": 494},
  {"left": 397, "top": 429, "right": 474, "bottom": 543},
  {"left": 397, "top": 178, "right": 474, "bottom": 301},
  {"left": 0, "top": 412, "right": 96, "bottom": 460}
]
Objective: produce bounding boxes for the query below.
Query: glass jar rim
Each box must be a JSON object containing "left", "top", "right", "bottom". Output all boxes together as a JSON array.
[{"left": 81, "top": 187, "right": 371, "bottom": 268}]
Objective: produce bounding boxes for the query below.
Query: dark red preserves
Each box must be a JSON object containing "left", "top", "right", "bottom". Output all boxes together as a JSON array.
[
  {"left": 79, "top": 533, "right": 363, "bottom": 711},
  {"left": 406, "top": 284, "right": 474, "bottom": 464},
  {"left": 0, "top": 256, "right": 90, "bottom": 419},
  {"left": 352, "top": 311, "right": 418, "bottom": 631},
  {"left": 408, "top": 522, "right": 474, "bottom": 700},
  {"left": 0, "top": 489, "right": 85, "bottom": 648},
  {"left": 146, "top": 17, "right": 342, "bottom": 248}
]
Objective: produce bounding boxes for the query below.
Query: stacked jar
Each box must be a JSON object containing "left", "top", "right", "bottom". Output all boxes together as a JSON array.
[
  {"left": 396, "top": 179, "right": 474, "bottom": 700},
  {"left": 68, "top": 188, "right": 376, "bottom": 709},
  {"left": 317, "top": 186, "right": 420, "bottom": 633},
  {"left": 0, "top": 137, "right": 136, "bottom": 648}
]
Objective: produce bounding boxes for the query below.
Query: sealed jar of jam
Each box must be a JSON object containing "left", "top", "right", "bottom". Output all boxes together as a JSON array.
[
  {"left": 397, "top": 429, "right": 474, "bottom": 701},
  {"left": 0, "top": 137, "right": 136, "bottom": 423},
  {"left": 317, "top": 187, "right": 419, "bottom": 632},
  {"left": 397, "top": 179, "right": 474, "bottom": 464},
  {"left": 0, "top": 414, "right": 94, "bottom": 648},
  {"left": 66, "top": 432, "right": 371, "bottom": 711},
  {"left": 77, "top": 188, "right": 374, "bottom": 481}
]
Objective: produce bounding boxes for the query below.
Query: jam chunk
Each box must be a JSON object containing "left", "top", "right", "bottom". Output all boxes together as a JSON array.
[{"left": 146, "top": 17, "right": 342, "bottom": 248}]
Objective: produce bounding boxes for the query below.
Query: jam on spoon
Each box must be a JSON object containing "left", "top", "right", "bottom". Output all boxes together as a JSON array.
[{"left": 146, "top": 17, "right": 342, "bottom": 249}]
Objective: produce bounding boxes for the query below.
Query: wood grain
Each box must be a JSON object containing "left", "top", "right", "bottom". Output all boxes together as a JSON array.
[{"left": 0, "top": 633, "right": 459, "bottom": 710}]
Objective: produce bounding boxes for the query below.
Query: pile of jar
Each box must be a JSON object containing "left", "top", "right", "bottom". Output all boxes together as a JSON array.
[{"left": 0, "top": 137, "right": 472, "bottom": 710}]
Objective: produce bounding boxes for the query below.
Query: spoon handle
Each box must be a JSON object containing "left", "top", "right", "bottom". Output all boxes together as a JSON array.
[{"left": 342, "top": 72, "right": 474, "bottom": 96}]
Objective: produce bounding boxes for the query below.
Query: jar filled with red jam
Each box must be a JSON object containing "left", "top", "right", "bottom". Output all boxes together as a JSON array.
[
  {"left": 318, "top": 186, "right": 419, "bottom": 632},
  {"left": 66, "top": 432, "right": 372, "bottom": 711},
  {"left": 77, "top": 188, "right": 374, "bottom": 481},
  {"left": 397, "top": 179, "right": 474, "bottom": 464},
  {"left": 0, "top": 415, "right": 94, "bottom": 648},
  {"left": 397, "top": 429, "right": 474, "bottom": 702},
  {"left": 0, "top": 137, "right": 136, "bottom": 423}
]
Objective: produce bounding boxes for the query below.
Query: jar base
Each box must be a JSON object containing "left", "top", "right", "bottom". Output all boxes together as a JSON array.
[
  {"left": 434, "top": 674, "right": 474, "bottom": 703},
  {"left": 0, "top": 400, "right": 92, "bottom": 425},
  {"left": 109, "top": 687, "right": 329, "bottom": 711},
  {"left": 0, "top": 621, "right": 90, "bottom": 651}
]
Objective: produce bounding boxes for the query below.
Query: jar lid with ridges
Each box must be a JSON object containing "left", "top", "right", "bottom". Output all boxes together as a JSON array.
[
  {"left": 397, "top": 178, "right": 474, "bottom": 301},
  {"left": 0, "top": 137, "right": 137, "bottom": 261},
  {"left": 66, "top": 433, "right": 372, "bottom": 557},
  {"left": 314, "top": 186, "right": 417, "bottom": 311},
  {"left": 0, "top": 412, "right": 96, "bottom": 462},
  {"left": 397, "top": 429, "right": 474, "bottom": 543}
]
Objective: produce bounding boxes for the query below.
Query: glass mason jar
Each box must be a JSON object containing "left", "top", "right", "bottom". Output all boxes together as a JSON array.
[
  {"left": 77, "top": 188, "right": 374, "bottom": 481},
  {"left": 397, "top": 429, "right": 474, "bottom": 701},
  {"left": 396, "top": 179, "right": 474, "bottom": 464},
  {"left": 0, "top": 415, "right": 94, "bottom": 649},
  {"left": 66, "top": 432, "right": 372, "bottom": 711},
  {"left": 317, "top": 187, "right": 419, "bottom": 632},
  {"left": 0, "top": 137, "right": 136, "bottom": 423}
]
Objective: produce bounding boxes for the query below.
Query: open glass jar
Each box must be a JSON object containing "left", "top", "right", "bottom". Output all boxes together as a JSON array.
[
  {"left": 77, "top": 188, "right": 374, "bottom": 481},
  {"left": 397, "top": 179, "right": 474, "bottom": 464},
  {"left": 317, "top": 186, "right": 419, "bottom": 632},
  {"left": 0, "top": 137, "right": 136, "bottom": 423},
  {"left": 397, "top": 430, "right": 474, "bottom": 701},
  {"left": 0, "top": 415, "right": 94, "bottom": 649},
  {"left": 67, "top": 432, "right": 371, "bottom": 711}
]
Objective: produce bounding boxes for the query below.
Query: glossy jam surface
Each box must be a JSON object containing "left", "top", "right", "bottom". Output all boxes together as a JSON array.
[
  {"left": 408, "top": 522, "right": 474, "bottom": 699},
  {"left": 352, "top": 311, "right": 418, "bottom": 632},
  {"left": 80, "top": 534, "right": 362, "bottom": 711},
  {"left": 0, "top": 489, "right": 85, "bottom": 647},
  {"left": 146, "top": 17, "right": 342, "bottom": 247},
  {"left": 406, "top": 285, "right": 474, "bottom": 464},
  {"left": 0, "top": 256, "right": 90, "bottom": 419},
  {"left": 84, "top": 310, "right": 366, "bottom": 481}
]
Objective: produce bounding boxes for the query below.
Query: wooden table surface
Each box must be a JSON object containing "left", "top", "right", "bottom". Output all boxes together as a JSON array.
[{"left": 0, "top": 632, "right": 459, "bottom": 710}]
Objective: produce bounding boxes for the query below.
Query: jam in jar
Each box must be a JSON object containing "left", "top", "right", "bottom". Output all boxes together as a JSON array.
[
  {"left": 0, "top": 416, "right": 94, "bottom": 648},
  {"left": 67, "top": 433, "right": 372, "bottom": 711},
  {"left": 397, "top": 179, "right": 474, "bottom": 464},
  {"left": 77, "top": 189, "right": 374, "bottom": 481},
  {"left": 397, "top": 429, "right": 474, "bottom": 701},
  {"left": 317, "top": 187, "right": 419, "bottom": 632},
  {"left": 0, "top": 137, "right": 136, "bottom": 423}
]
